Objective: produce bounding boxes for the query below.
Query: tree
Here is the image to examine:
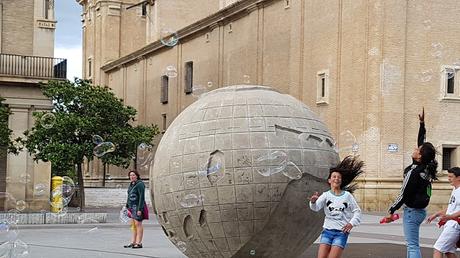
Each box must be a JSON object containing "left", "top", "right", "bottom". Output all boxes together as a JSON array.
[
  {"left": 0, "top": 97, "right": 19, "bottom": 155},
  {"left": 21, "top": 79, "right": 159, "bottom": 210}
]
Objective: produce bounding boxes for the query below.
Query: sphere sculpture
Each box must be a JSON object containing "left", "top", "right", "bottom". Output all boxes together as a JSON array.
[{"left": 150, "top": 85, "right": 339, "bottom": 257}]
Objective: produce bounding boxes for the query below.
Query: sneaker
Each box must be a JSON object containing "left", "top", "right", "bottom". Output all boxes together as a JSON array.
[{"left": 123, "top": 243, "right": 134, "bottom": 248}]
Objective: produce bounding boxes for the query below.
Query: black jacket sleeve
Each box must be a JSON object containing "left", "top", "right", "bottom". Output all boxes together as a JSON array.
[
  {"left": 417, "top": 122, "right": 426, "bottom": 147},
  {"left": 389, "top": 169, "right": 416, "bottom": 214}
]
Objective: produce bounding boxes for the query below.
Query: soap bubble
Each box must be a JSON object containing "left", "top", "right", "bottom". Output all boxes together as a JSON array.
[
  {"left": 164, "top": 65, "right": 177, "bottom": 78},
  {"left": 160, "top": 28, "right": 179, "bottom": 47},
  {"left": 41, "top": 113, "right": 56, "bottom": 129}
]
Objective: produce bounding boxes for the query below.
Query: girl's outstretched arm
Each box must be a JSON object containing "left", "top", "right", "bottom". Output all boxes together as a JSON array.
[
  {"left": 417, "top": 107, "right": 426, "bottom": 147},
  {"left": 309, "top": 191, "right": 326, "bottom": 212}
]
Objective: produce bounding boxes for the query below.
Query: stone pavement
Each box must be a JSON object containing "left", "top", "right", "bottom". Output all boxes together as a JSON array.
[{"left": 8, "top": 212, "right": 455, "bottom": 258}]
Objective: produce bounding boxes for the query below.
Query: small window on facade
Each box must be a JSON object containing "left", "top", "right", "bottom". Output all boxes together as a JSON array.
[
  {"left": 442, "top": 147, "right": 456, "bottom": 170},
  {"left": 184, "top": 61, "right": 193, "bottom": 94},
  {"left": 88, "top": 58, "right": 92, "bottom": 78},
  {"left": 447, "top": 73, "right": 455, "bottom": 94},
  {"left": 285, "top": 0, "right": 290, "bottom": 8},
  {"left": 141, "top": 3, "right": 147, "bottom": 16},
  {"left": 161, "top": 75, "right": 169, "bottom": 104},
  {"left": 205, "top": 33, "right": 210, "bottom": 43},
  {"left": 228, "top": 23, "right": 233, "bottom": 33},
  {"left": 44, "top": 0, "right": 50, "bottom": 19},
  {"left": 316, "top": 70, "right": 329, "bottom": 104},
  {"left": 442, "top": 66, "right": 459, "bottom": 98},
  {"left": 162, "top": 113, "right": 167, "bottom": 133}
]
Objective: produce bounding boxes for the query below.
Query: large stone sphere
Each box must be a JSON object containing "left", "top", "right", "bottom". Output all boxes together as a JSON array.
[{"left": 150, "top": 85, "right": 339, "bottom": 258}]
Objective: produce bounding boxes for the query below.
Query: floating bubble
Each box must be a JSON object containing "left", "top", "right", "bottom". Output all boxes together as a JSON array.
[
  {"left": 116, "top": 184, "right": 123, "bottom": 189},
  {"left": 254, "top": 150, "right": 288, "bottom": 177},
  {"left": 250, "top": 249, "right": 256, "bottom": 256},
  {"left": 368, "top": 47, "right": 379, "bottom": 56},
  {"left": 351, "top": 143, "right": 359, "bottom": 153},
  {"left": 255, "top": 163, "right": 288, "bottom": 177},
  {"left": 164, "top": 65, "right": 178, "bottom": 78},
  {"left": 176, "top": 241, "right": 187, "bottom": 252},
  {"left": 204, "top": 150, "right": 225, "bottom": 185},
  {"left": 282, "top": 162, "right": 303, "bottom": 180},
  {"left": 62, "top": 176, "right": 75, "bottom": 195},
  {"left": 192, "top": 85, "right": 208, "bottom": 98},
  {"left": 0, "top": 192, "right": 17, "bottom": 211},
  {"left": 12, "top": 239, "right": 29, "bottom": 257},
  {"left": 207, "top": 81, "right": 213, "bottom": 88},
  {"left": 5, "top": 210, "right": 19, "bottom": 224},
  {"left": 243, "top": 75, "right": 250, "bottom": 84},
  {"left": 93, "top": 142, "right": 116, "bottom": 157},
  {"left": 41, "top": 113, "right": 56, "bottom": 129},
  {"left": 445, "top": 67, "right": 455, "bottom": 79},
  {"left": 160, "top": 28, "right": 179, "bottom": 47},
  {"left": 15, "top": 201, "right": 26, "bottom": 212},
  {"left": 431, "top": 42, "right": 443, "bottom": 59},
  {"left": 33, "top": 183, "right": 47, "bottom": 196},
  {"left": 92, "top": 135, "right": 104, "bottom": 145},
  {"left": 19, "top": 174, "right": 31, "bottom": 184},
  {"left": 419, "top": 69, "right": 433, "bottom": 82},
  {"left": 422, "top": 19, "right": 431, "bottom": 30},
  {"left": 255, "top": 151, "right": 288, "bottom": 166},
  {"left": 50, "top": 207, "right": 68, "bottom": 217},
  {"left": 137, "top": 143, "right": 154, "bottom": 168},
  {"left": 179, "top": 194, "right": 203, "bottom": 208},
  {"left": 0, "top": 220, "right": 18, "bottom": 243},
  {"left": 49, "top": 188, "right": 64, "bottom": 209}
]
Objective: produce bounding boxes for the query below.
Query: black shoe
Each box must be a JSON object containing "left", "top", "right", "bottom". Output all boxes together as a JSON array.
[
  {"left": 124, "top": 243, "right": 134, "bottom": 248},
  {"left": 132, "top": 243, "right": 143, "bottom": 249}
]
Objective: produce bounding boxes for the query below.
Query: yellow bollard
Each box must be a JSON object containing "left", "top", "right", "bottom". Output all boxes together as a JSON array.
[{"left": 50, "top": 176, "right": 63, "bottom": 213}]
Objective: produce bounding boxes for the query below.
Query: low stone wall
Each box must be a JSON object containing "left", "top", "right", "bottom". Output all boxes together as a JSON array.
[
  {"left": 85, "top": 187, "right": 151, "bottom": 208},
  {"left": 354, "top": 177, "right": 453, "bottom": 213},
  {"left": 0, "top": 212, "right": 107, "bottom": 224}
]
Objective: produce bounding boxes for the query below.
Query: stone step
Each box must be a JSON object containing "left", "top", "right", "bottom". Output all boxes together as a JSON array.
[{"left": 0, "top": 212, "right": 107, "bottom": 224}]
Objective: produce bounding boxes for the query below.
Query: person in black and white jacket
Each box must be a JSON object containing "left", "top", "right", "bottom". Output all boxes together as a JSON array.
[{"left": 386, "top": 108, "right": 438, "bottom": 258}]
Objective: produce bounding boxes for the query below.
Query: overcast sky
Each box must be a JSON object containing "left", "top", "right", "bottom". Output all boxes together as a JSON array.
[{"left": 54, "top": 1, "right": 82, "bottom": 80}]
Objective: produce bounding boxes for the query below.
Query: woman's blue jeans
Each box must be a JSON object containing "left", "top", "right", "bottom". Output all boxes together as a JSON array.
[{"left": 403, "top": 207, "right": 426, "bottom": 258}]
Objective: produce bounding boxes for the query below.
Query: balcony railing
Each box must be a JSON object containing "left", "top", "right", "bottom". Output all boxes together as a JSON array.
[{"left": 0, "top": 53, "right": 67, "bottom": 79}]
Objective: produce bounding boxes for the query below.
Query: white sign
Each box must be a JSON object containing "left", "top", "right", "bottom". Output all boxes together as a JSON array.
[{"left": 388, "top": 143, "right": 399, "bottom": 152}]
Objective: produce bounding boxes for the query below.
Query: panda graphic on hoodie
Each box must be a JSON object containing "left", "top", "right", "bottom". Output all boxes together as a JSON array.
[{"left": 310, "top": 190, "right": 362, "bottom": 231}]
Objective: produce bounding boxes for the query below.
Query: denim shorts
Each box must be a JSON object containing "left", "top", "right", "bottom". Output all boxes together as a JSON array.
[{"left": 319, "top": 228, "right": 349, "bottom": 249}]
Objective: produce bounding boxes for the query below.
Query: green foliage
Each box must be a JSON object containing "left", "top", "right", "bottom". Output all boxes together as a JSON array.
[
  {"left": 0, "top": 96, "right": 18, "bottom": 155},
  {"left": 21, "top": 79, "right": 159, "bottom": 176}
]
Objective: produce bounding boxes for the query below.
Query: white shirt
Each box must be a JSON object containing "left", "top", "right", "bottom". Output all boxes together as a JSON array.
[
  {"left": 309, "top": 190, "right": 362, "bottom": 230},
  {"left": 445, "top": 186, "right": 460, "bottom": 229}
]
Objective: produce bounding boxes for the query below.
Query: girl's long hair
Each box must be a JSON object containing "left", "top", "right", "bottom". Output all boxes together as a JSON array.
[
  {"left": 328, "top": 155, "right": 364, "bottom": 193},
  {"left": 419, "top": 142, "right": 438, "bottom": 180}
]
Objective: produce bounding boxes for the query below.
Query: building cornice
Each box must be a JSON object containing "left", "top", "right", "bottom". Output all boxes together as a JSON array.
[{"left": 101, "top": 0, "right": 278, "bottom": 72}]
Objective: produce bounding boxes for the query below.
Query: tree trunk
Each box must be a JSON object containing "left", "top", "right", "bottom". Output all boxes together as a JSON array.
[{"left": 77, "top": 163, "right": 85, "bottom": 211}]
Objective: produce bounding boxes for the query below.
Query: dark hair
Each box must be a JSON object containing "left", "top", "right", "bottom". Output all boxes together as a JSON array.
[
  {"left": 128, "top": 170, "right": 141, "bottom": 180},
  {"left": 420, "top": 142, "right": 438, "bottom": 180},
  {"left": 328, "top": 155, "right": 364, "bottom": 193},
  {"left": 448, "top": 167, "right": 460, "bottom": 177}
]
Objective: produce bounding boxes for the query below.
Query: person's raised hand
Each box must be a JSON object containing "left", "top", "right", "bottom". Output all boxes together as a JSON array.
[
  {"left": 342, "top": 223, "right": 353, "bottom": 233},
  {"left": 426, "top": 213, "right": 438, "bottom": 223},
  {"left": 309, "top": 191, "right": 320, "bottom": 203},
  {"left": 418, "top": 107, "right": 425, "bottom": 123}
]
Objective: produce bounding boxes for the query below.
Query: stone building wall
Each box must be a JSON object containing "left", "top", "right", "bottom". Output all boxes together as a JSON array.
[{"left": 80, "top": 0, "right": 460, "bottom": 212}]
